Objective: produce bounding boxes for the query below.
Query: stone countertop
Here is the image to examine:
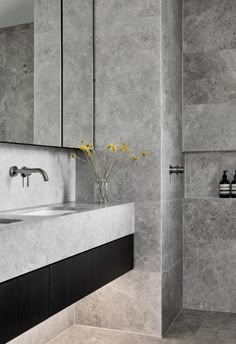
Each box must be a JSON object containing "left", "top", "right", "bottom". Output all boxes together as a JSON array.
[{"left": 0, "top": 202, "right": 134, "bottom": 283}]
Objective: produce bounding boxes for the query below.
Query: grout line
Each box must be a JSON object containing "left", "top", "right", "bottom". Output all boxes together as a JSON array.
[
  {"left": 92, "top": 0, "right": 96, "bottom": 147},
  {"left": 72, "top": 324, "right": 162, "bottom": 339},
  {"left": 162, "top": 308, "right": 183, "bottom": 338},
  {"left": 46, "top": 305, "right": 76, "bottom": 344},
  {"left": 60, "top": 0, "right": 63, "bottom": 147},
  {"left": 160, "top": 0, "right": 163, "bottom": 331},
  {"left": 184, "top": 197, "right": 235, "bottom": 200},
  {"left": 162, "top": 198, "right": 183, "bottom": 203},
  {"left": 162, "top": 258, "right": 183, "bottom": 274},
  {"left": 182, "top": 0, "right": 185, "bottom": 304},
  {"left": 183, "top": 307, "right": 236, "bottom": 315},
  {"left": 47, "top": 324, "right": 74, "bottom": 344},
  {"left": 184, "top": 149, "right": 236, "bottom": 153},
  {"left": 182, "top": 0, "right": 184, "bottom": 154}
]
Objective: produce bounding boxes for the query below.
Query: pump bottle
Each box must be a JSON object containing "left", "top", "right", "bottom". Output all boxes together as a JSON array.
[
  {"left": 231, "top": 171, "right": 236, "bottom": 198},
  {"left": 219, "top": 171, "right": 230, "bottom": 198}
]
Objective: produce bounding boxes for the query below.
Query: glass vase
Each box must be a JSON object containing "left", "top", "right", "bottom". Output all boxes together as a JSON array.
[{"left": 94, "top": 179, "right": 111, "bottom": 204}]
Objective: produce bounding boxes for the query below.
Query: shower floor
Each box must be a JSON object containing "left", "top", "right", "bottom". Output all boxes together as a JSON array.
[{"left": 49, "top": 309, "right": 236, "bottom": 344}]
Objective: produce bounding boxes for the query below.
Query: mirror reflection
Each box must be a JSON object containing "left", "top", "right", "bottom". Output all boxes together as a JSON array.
[
  {"left": 0, "top": 0, "right": 93, "bottom": 148},
  {"left": 63, "top": 0, "right": 93, "bottom": 148},
  {"left": 0, "top": 0, "right": 61, "bottom": 147}
]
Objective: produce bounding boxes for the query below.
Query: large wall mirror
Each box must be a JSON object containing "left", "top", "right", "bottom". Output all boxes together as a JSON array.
[
  {"left": 0, "top": 0, "right": 93, "bottom": 148},
  {"left": 63, "top": 0, "right": 93, "bottom": 148}
]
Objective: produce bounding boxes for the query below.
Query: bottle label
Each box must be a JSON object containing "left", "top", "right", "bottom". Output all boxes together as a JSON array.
[
  {"left": 231, "top": 184, "right": 236, "bottom": 195},
  {"left": 220, "top": 185, "right": 230, "bottom": 195}
]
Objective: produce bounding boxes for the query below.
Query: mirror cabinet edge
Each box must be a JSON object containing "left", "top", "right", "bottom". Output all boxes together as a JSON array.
[{"left": 0, "top": 0, "right": 95, "bottom": 150}]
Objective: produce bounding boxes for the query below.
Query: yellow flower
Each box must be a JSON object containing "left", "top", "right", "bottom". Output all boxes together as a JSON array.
[
  {"left": 85, "top": 143, "right": 93, "bottom": 149},
  {"left": 72, "top": 153, "right": 77, "bottom": 159},
  {"left": 79, "top": 145, "right": 90, "bottom": 152},
  {"left": 141, "top": 150, "right": 148, "bottom": 157},
  {"left": 120, "top": 143, "right": 129, "bottom": 153},
  {"left": 107, "top": 144, "right": 117, "bottom": 152},
  {"left": 131, "top": 155, "right": 138, "bottom": 161}
]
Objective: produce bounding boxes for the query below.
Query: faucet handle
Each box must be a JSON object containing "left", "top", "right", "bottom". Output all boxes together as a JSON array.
[
  {"left": 21, "top": 167, "right": 31, "bottom": 188},
  {"left": 9, "top": 166, "right": 19, "bottom": 177}
]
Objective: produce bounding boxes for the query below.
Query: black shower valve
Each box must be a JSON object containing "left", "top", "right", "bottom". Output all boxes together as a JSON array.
[{"left": 169, "top": 165, "right": 184, "bottom": 175}]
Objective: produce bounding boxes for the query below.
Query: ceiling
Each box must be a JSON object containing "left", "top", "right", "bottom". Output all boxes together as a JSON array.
[{"left": 0, "top": 0, "right": 34, "bottom": 29}]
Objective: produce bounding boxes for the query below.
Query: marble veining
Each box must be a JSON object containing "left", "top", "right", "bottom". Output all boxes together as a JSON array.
[
  {"left": 184, "top": 0, "right": 236, "bottom": 53},
  {"left": 76, "top": 0, "right": 183, "bottom": 338},
  {"left": 183, "top": 0, "right": 236, "bottom": 152},
  {"left": 184, "top": 49, "right": 236, "bottom": 106},
  {"left": 134, "top": 202, "right": 161, "bottom": 273},
  {"left": 0, "top": 143, "right": 75, "bottom": 211},
  {"left": 8, "top": 306, "right": 74, "bottom": 344},
  {"left": 0, "top": 202, "right": 134, "bottom": 283},
  {"left": 75, "top": 270, "right": 161, "bottom": 337},
  {"left": 183, "top": 198, "right": 236, "bottom": 312},
  {"left": 183, "top": 102, "right": 236, "bottom": 151},
  {"left": 51, "top": 309, "right": 236, "bottom": 344}
]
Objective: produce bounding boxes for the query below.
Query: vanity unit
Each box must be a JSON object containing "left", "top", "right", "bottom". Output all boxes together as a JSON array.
[
  {"left": 0, "top": 1, "right": 134, "bottom": 342},
  {"left": 0, "top": 203, "right": 134, "bottom": 344}
]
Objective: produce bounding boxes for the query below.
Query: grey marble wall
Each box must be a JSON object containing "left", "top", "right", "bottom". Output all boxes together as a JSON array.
[
  {"left": 161, "top": 0, "right": 183, "bottom": 334},
  {"left": 76, "top": 0, "right": 162, "bottom": 337},
  {"left": 183, "top": 1, "right": 236, "bottom": 313},
  {"left": 9, "top": 306, "right": 74, "bottom": 344},
  {"left": 0, "top": 23, "right": 34, "bottom": 144},
  {"left": 183, "top": 198, "right": 236, "bottom": 312},
  {"left": 75, "top": 0, "right": 183, "bottom": 338},
  {"left": 183, "top": 0, "right": 236, "bottom": 151},
  {"left": 0, "top": 143, "right": 75, "bottom": 211}
]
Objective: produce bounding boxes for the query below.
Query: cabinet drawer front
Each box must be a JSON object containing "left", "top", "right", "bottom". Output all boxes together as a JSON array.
[
  {"left": 92, "top": 235, "right": 134, "bottom": 290},
  {"left": 0, "top": 279, "right": 18, "bottom": 344},
  {"left": 50, "top": 249, "right": 92, "bottom": 315},
  {"left": 18, "top": 267, "right": 50, "bottom": 334}
]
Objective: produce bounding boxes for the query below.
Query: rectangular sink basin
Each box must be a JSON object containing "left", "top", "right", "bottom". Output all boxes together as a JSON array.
[
  {"left": 19, "top": 209, "right": 77, "bottom": 217},
  {"left": 0, "top": 219, "right": 22, "bottom": 224}
]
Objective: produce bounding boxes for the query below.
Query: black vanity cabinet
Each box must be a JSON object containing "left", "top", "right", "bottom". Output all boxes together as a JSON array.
[
  {"left": 0, "top": 268, "right": 50, "bottom": 344},
  {"left": 50, "top": 248, "right": 93, "bottom": 316},
  {"left": 0, "top": 279, "right": 18, "bottom": 344},
  {"left": 0, "top": 235, "right": 133, "bottom": 344},
  {"left": 50, "top": 235, "right": 134, "bottom": 316},
  {"left": 93, "top": 234, "right": 134, "bottom": 290},
  {"left": 18, "top": 268, "right": 50, "bottom": 334}
]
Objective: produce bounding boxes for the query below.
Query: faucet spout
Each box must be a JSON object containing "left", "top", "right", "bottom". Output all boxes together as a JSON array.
[{"left": 26, "top": 168, "right": 49, "bottom": 182}]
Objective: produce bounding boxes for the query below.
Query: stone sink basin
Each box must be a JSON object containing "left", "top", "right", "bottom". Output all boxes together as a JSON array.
[
  {"left": 3, "top": 203, "right": 92, "bottom": 218},
  {"left": 18, "top": 209, "right": 77, "bottom": 216},
  {"left": 0, "top": 201, "right": 135, "bottom": 284}
]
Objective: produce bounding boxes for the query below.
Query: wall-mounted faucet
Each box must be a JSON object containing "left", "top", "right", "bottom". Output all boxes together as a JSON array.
[{"left": 9, "top": 166, "right": 49, "bottom": 187}]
